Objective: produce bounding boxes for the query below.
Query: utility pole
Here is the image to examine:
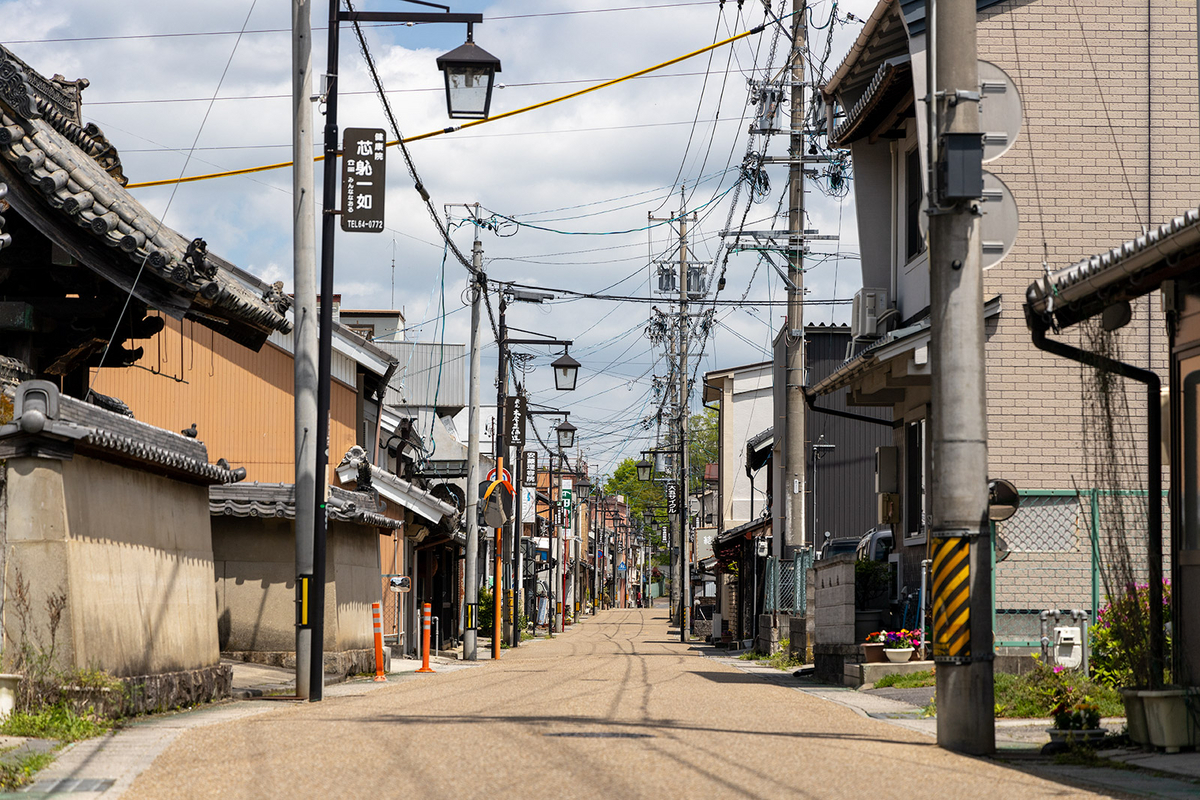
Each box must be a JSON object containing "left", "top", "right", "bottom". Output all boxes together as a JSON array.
[
  {"left": 291, "top": 0, "right": 316, "bottom": 700},
  {"left": 494, "top": 296, "right": 510, "bottom": 660},
  {"left": 510, "top": 383, "right": 524, "bottom": 648},
  {"left": 927, "top": 0, "right": 994, "bottom": 755},
  {"left": 677, "top": 188, "right": 691, "bottom": 642},
  {"left": 463, "top": 214, "right": 483, "bottom": 662},
  {"left": 784, "top": 0, "right": 808, "bottom": 558}
]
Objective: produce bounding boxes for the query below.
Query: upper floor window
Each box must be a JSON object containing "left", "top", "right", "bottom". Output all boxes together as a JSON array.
[{"left": 905, "top": 147, "right": 924, "bottom": 260}]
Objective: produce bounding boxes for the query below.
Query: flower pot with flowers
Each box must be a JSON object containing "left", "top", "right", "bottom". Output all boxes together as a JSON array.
[{"left": 864, "top": 629, "right": 921, "bottom": 662}]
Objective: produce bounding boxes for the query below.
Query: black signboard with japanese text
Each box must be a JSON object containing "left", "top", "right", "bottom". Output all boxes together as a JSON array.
[
  {"left": 341, "top": 128, "right": 386, "bottom": 233},
  {"left": 523, "top": 451, "right": 538, "bottom": 487},
  {"left": 505, "top": 394, "right": 526, "bottom": 447}
]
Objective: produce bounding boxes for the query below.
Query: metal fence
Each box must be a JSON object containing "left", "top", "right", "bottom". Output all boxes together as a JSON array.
[
  {"left": 764, "top": 549, "right": 813, "bottom": 615},
  {"left": 991, "top": 489, "right": 1166, "bottom": 649}
]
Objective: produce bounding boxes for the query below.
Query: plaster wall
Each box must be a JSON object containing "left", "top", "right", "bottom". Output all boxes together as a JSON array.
[
  {"left": 213, "top": 517, "right": 382, "bottom": 654},
  {"left": 5, "top": 456, "right": 219, "bottom": 677},
  {"left": 715, "top": 364, "right": 774, "bottom": 530}
]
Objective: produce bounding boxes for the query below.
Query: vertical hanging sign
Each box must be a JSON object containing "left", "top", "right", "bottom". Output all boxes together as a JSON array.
[
  {"left": 341, "top": 128, "right": 386, "bottom": 233},
  {"left": 523, "top": 451, "right": 538, "bottom": 487}
]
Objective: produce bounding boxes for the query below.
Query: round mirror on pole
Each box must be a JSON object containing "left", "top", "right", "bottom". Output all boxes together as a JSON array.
[
  {"left": 435, "top": 27, "right": 502, "bottom": 120},
  {"left": 636, "top": 458, "right": 653, "bottom": 482},
  {"left": 551, "top": 350, "right": 581, "bottom": 391},
  {"left": 556, "top": 420, "right": 576, "bottom": 450}
]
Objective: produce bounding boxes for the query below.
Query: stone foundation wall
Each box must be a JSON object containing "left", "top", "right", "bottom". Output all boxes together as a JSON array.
[
  {"left": 813, "top": 643, "right": 863, "bottom": 685},
  {"left": 121, "top": 664, "right": 232, "bottom": 716}
]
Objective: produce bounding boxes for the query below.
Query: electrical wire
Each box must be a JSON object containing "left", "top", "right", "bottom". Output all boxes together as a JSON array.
[{"left": 124, "top": 15, "right": 776, "bottom": 189}]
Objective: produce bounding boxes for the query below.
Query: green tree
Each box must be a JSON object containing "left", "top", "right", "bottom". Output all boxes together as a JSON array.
[
  {"left": 600, "top": 459, "right": 665, "bottom": 546},
  {"left": 688, "top": 406, "right": 718, "bottom": 494}
]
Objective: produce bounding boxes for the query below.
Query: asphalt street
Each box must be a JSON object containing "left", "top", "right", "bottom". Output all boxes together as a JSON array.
[{"left": 121, "top": 609, "right": 1109, "bottom": 799}]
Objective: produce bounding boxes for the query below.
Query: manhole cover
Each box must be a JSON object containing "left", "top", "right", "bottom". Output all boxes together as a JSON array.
[{"left": 543, "top": 732, "right": 653, "bottom": 739}]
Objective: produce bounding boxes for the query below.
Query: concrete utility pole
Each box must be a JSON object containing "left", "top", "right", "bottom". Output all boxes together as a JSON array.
[
  {"left": 291, "top": 0, "right": 316, "bottom": 700},
  {"left": 927, "top": 0, "right": 994, "bottom": 755},
  {"left": 784, "top": 0, "right": 808, "bottom": 557},
  {"left": 463, "top": 219, "right": 483, "bottom": 662},
  {"left": 677, "top": 188, "right": 691, "bottom": 642}
]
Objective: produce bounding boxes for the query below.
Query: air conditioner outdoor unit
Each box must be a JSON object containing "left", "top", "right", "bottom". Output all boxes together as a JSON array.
[{"left": 851, "top": 287, "right": 889, "bottom": 339}]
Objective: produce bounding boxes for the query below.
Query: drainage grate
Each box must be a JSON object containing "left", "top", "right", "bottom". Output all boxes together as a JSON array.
[
  {"left": 543, "top": 732, "right": 653, "bottom": 739},
  {"left": 23, "top": 778, "right": 116, "bottom": 793}
]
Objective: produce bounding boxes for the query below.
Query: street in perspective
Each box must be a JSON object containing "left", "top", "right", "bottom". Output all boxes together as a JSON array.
[{"left": 0, "top": 0, "right": 1199, "bottom": 798}]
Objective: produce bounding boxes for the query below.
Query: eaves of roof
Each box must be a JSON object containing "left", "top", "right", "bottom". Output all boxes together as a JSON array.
[
  {"left": 811, "top": 296, "right": 1001, "bottom": 397},
  {"left": 335, "top": 447, "right": 457, "bottom": 525},
  {"left": 210, "top": 482, "right": 401, "bottom": 529},
  {"left": 824, "top": 0, "right": 898, "bottom": 98},
  {"left": 829, "top": 56, "right": 912, "bottom": 147},
  {"left": 0, "top": 46, "right": 292, "bottom": 350},
  {"left": 1026, "top": 207, "right": 1200, "bottom": 331}
]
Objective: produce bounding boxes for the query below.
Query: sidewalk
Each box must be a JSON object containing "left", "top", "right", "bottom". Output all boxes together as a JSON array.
[
  {"left": 7, "top": 656, "right": 478, "bottom": 799},
  {"left": 705, "top": 646, "right": 1200, "bottom": 799}
]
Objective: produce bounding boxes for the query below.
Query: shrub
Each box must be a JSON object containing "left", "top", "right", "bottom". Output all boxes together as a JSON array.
[
  {"left": 1089, "top": 580, "right": 1172, "bottom": 688},
  {"left": 855, "top": 560, "right": 890, "bottom": 609}
]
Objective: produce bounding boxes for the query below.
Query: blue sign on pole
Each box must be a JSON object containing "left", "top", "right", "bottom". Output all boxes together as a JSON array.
[{"left": 617, "top": 562, "right": 627, "bottom": 573}]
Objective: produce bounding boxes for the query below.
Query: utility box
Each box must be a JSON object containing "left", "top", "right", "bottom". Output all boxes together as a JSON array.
[
  {"left": 1053, "top": 626, "right": 1083, "bottom": 669},
  {"left": 938, "top": 132, "right": 984, "bottom": 200}
]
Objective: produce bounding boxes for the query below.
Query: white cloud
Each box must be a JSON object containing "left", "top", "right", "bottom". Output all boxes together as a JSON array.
[{"left": 2, "top": 0, "right": 881, "bottom": 477}]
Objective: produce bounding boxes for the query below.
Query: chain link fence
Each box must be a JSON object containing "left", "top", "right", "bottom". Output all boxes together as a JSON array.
[{"left": 763, "top": 550, "right": 812, "bottom": 615}]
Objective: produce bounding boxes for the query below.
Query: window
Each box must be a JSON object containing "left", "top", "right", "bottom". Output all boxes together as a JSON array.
[
  {"left": 905, "top": 419, "right": 925, "bottom": 537},
  {"left": 905, "top": 147, "right": 924, "bottom": 260}
]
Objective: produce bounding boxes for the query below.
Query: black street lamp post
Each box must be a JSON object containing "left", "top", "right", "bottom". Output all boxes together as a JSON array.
[{"left": 312, "top": 0, "right": 499, "bottom": 703}]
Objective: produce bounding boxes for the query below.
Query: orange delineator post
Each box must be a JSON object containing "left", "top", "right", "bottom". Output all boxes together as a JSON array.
[
  {"left": 371, "top": 601, "right": 387, "bottom": 682},
  {"left": 416, "top": 602, "right": 434, "bottom": 673}
]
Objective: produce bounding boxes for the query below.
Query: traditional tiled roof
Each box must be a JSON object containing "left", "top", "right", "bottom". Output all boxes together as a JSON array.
[
  {"left": 335, "top": 445, "right": 458, "bottom": 526},
  {"left": 209, "top": 482, "right": 401, "bottom": 529},
  {"left": 828, "top": 56, "right": 912, "bottom": 146},
  {"left": 0, "top": 44, "right": 292, "bottom": 350},
  {"left": 1025, "top": 207, "right": 1200, "bottom": 331},
  {"left": 0, "top": 380, "right": 237, "bottom": 484}
]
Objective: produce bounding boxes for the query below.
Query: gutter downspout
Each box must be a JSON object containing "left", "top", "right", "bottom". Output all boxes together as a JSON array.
[
  {"left": 803, "top": 388, "right": 903, "bottom": 429},
  {"left": 1030, "top": 326, "right": 1164, "bottom": 689}
]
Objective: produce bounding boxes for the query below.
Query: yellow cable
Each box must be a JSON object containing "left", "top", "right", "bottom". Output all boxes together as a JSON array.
[{"left": 126, "top": 21, "right": 766, "bottom": 190}]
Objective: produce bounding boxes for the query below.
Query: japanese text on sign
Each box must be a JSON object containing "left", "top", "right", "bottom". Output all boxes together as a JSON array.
[{"left": 341, "top": 128, "right": 386, "bottom": 233}]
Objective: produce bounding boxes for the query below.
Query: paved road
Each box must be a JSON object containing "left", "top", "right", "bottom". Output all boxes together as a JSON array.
[{"left": 123, "top": 609, "right": 1106, "bottom": 799}]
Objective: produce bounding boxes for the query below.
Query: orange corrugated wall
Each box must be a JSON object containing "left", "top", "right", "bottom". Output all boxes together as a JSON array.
[{"left": 92, "top": 314, "right": 358, "bottom": 484}]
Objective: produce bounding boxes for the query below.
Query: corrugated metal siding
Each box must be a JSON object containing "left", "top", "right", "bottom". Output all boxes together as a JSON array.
[
  {"left": 93, "top": 314, "right": 359, "bottom": 485},
  {"left": 804, "top": 325, "right": 893, "bottom": 544},
  {"left": 376, "top": 341, "right": 466, "bottom": 410}
]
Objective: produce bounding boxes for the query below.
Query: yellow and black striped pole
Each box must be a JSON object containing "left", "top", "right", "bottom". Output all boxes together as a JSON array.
[{"left": 931, "top": 535, "right": 971, "bottom": 660}]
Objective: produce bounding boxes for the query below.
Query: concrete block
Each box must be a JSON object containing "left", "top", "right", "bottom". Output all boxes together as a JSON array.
[
  {"left": 815, "top": 623, "right": 854, "bottom": 646},
  {"left": 848, "top": 659, "right": 934, "bottom": 688}
]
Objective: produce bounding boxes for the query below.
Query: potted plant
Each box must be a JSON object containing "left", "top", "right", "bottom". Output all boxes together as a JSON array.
[
  {"left": 863, "top": 629, "right": 920, "bottom": 663},
  {"left": 1090, "top": 580, "right": 1173, "bottom": 747},
  {"left": 1047, "top": 697, "right": 1106, "bottom": 745}
]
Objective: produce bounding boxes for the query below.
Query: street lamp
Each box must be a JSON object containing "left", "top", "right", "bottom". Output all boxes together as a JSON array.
[
  {"left": 576, "top": 474, "right": 592, "bottom": 501},
  {"left": 636, "top": 458, "right": 653, "bottom": 482},
  {"left": 435, "top": 27, "right": 502, "bottom": 120},
  {"left": 551, "top": 350, "right": 581, "bottom": 391},
  {"left": 556, "top": 420, "right": 577, "bottom": 450},
  {"left": 309, "top": 0, "right": 497, "bottom": 703}
]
